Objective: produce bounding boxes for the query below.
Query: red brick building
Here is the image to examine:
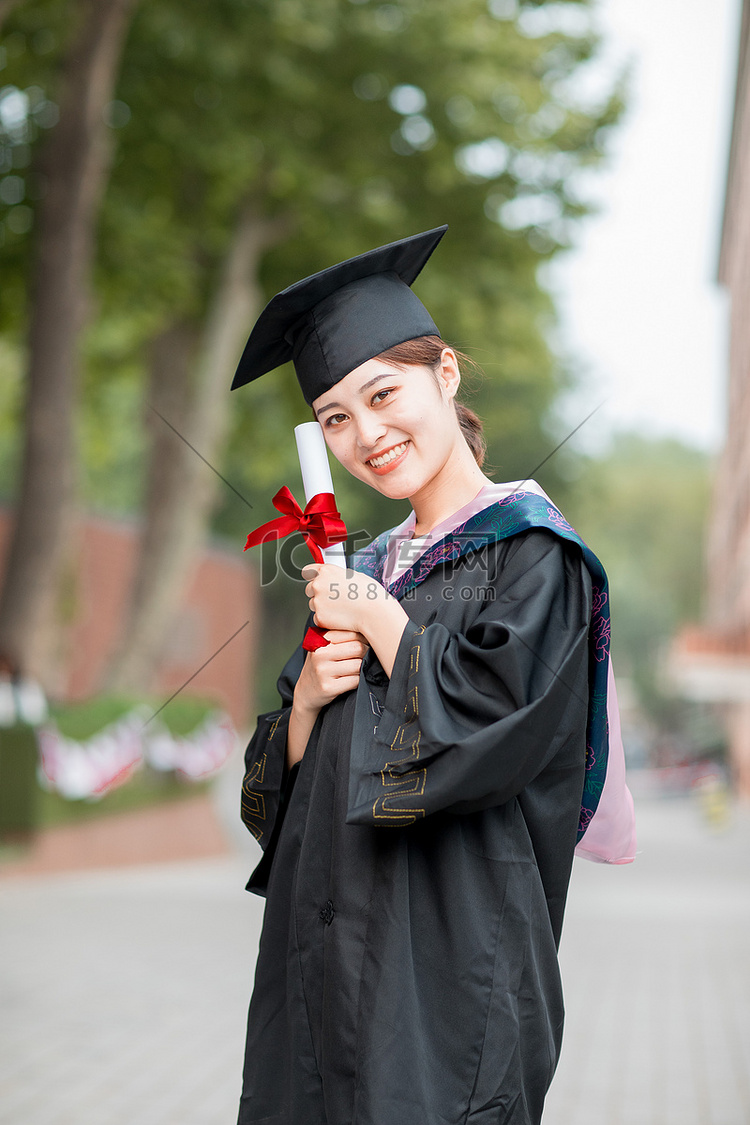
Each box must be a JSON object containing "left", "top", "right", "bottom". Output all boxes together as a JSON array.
[{"left": 0, "top": 509, "right": 258, "bottom": 731}]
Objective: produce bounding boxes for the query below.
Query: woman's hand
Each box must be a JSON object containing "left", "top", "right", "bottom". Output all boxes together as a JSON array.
[
  {"left": 302, "top": 564, "right": 410, "bottom": 679},
  {"left": 287, "top": 629, "right": 368, "bottom": 767},
  {"left": 294, "top": 628, "right": 368, "bottom": 712},
  {"left": 301, "top": 564, "right": 392, "bottom": 635}
]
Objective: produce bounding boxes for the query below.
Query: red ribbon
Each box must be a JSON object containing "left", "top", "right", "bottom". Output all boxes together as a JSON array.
[
  {"left": 302, "top": 623, "right": 331, "bottom": 652},
  {"left": 244, "top": 487, "right": 348, "bottom": 652},
  {"left": 244, "top": 485, "right": 347, "bottom": 564}
]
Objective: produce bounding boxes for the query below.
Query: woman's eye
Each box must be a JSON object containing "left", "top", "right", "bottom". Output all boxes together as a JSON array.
[
  {"left": 372, "top": 388, "right": 394, "bottom": 405},
  {"left": 325, "top": 413, "right": 348, "bottom": 427}
]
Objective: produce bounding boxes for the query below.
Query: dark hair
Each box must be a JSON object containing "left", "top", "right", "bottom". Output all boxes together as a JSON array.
[{"left": 375, "top": 335, "right": 487, "bottom": 468}]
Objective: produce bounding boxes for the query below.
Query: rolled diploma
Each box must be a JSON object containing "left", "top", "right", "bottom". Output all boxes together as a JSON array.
[{"left": 294, "top": 422, "right": 347, "bottom": 568}]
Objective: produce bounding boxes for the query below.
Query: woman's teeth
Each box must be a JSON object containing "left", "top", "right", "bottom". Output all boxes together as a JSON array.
[{"left": 369, "top": 442, "right": 408, "bottom": 468}]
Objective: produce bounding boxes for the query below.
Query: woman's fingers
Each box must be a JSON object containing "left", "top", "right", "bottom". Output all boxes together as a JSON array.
[
  {"left": 312, "top": 650, "right": 365, "bottom": 677},
  {"left": 313, "top": 660, "right": 363, "bottom": 699},
  {"left": 337, "top": 676, "right": 362, "bottom": 694},
  {"left": 296, "top": 625, "right": 368, "bottom": 709},
  {"left": 318, "top": 675, "right": 361, "bottom": 699},
  {"left": 309, "top": 639, "right": 366, "bottom": 697},
  {"left": 322, "top": 630, "right": 368, "bottom": 644},
  {"left": 304, "top": 566, "right": 370, "bottom": 635},
  {"left": 327, "top": 658, "right": 365, "bottom": 679},
  {"left": 320, "top": 640, "right": 367, "bottom": 661}
]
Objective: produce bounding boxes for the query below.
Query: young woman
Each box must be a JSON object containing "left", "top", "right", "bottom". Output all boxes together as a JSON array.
[{"left": 232, "top": 226, "right": 635, "bottom": 1125}]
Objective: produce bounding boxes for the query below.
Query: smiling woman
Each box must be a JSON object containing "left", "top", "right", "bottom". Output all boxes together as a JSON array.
[
  {"left": 313, "top": 347, "right": 488, "bottom": 524},
  {"left": 317, "top": 334, "right": 487, "bottom": 479},
  {"left": 230, "top": 226, "right": 635, "bottom": 1125}
]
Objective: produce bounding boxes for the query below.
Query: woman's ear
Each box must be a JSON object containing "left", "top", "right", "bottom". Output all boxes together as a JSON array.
[{"left": 437, "top": 348, "right": 461, "bottom": 402}]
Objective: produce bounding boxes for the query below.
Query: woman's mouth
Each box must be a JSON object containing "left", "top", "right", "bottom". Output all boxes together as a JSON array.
[{"left": 366, "top": 441, "right": 410, "bottom": 475}]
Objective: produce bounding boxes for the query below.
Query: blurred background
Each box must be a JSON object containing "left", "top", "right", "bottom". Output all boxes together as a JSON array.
[{"left": 0, "top": 0, "right": 748, "bottom": 1122}]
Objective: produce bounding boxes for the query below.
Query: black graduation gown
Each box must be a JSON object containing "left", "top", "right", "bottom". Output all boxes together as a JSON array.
[{"left": 238, "top": 529, "right": 592, "bottom": 1125}]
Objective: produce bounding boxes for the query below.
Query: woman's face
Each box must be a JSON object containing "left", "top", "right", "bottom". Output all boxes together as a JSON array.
[{"left": 312, "top": 350, "right": 463, "bottom": 502}]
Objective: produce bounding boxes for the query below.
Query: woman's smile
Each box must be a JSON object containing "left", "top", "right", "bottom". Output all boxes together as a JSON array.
[{"left": 366, "top": 440, "right": 410, "bottom": 474}]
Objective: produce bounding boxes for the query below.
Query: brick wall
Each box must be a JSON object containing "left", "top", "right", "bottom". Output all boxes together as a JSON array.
[{"left": 0, "top": 509, "right": 258, "bottom": 730}]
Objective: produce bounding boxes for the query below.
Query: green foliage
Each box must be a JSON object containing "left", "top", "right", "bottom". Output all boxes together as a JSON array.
[
  {"left": 563, "top": 433, "right": 714, "bottom": 721},
  {"left": 1, "top": 0, "right": 623, "bottom": 530},
  {"left": 0, "top": 336, "right": 23, "bottom": 500},
  {"left": 0, "top": 0, "right": 70, "bottom": 323}
]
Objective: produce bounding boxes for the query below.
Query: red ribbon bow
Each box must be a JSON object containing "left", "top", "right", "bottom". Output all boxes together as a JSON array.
[
  {"left": 244, "top": 486, "right": 347, "bottom": 564},
  {"left": 244, "top": 486, "right": 348, "bottom": 653}
]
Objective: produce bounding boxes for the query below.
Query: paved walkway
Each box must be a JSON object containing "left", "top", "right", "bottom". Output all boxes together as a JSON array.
[
  {"left": 0, "top": 787, "right": 748, "bottom": 1124},
  {"left": 545, "top": 788, "right": 750, "bottom": 1125}
]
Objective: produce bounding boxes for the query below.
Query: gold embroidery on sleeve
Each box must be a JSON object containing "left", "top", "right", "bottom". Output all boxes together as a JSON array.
[
  {"left": 245, "top": 753, "right": 267, "bottom": 787},
  {"left": 241, "top": 752, "right": 268, "bottom": 840},
  {"left": 372, "top": 629, "right": 427, "bottom": 824}
]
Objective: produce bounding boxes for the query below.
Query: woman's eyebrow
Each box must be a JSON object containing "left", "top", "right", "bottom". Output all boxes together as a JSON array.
[
  {"left": 315, "top": 373, "right": 395, "bottom": 418},
  {"left": 359, "top": 372, "right": 394, "bottom": 393},
  {"left": 315, "top": 401, "right": 341, "bottom": 418}
]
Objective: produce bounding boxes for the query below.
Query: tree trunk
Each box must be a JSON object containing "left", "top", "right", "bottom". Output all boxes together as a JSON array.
[
  {"left": 0, "top": 0, "right": 138, "bottom": 679},
  {"left": 104, "top": 206, "right": 290, "bottom": 694}
]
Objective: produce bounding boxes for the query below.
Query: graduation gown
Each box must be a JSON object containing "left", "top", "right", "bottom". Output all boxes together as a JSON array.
[{"left": 237, "top": 505, "right": 597, "bottom": 1125}]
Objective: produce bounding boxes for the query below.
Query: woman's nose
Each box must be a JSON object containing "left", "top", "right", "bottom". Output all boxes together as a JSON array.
[{"left": 355, "top": 412, "right": 388, "bottom": 451}]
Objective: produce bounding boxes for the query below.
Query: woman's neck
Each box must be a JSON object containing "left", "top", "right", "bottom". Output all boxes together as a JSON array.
[{"left": 410, "top": 447, "right": 492, "bottom": 538}]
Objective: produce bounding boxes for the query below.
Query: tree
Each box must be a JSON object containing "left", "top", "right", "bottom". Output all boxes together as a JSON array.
[
  {"left": 0, "top": 0, "right": 139, "bottom": 679},
  {"left": 98, "top": 0, "right": 622, "bottom": 691},
  {"left": 104, "top": 205, "right": 290, "bottom": 690},
  {"left": 0, "top": 0, "right": 623, "bottom": 692}
]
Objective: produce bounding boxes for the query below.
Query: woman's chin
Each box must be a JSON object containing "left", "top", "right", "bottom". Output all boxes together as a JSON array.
[{"left": 362, "top": 470, "right": 418, "bottom": 500}]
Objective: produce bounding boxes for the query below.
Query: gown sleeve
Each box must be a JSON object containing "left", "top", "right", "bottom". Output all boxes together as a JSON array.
[
  {"left": 347, "top": 530, "right": 592, "bottom": 826},
  {"left": 240, "top": 642, "right": 305, "bottom": 853}
]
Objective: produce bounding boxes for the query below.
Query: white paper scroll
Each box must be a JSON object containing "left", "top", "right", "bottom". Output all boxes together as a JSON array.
[{"left": 294, "top": 422, "right": 347, "bottom": 568}]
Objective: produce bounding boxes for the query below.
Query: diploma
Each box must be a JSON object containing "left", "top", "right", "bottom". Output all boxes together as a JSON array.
[{"left": 294, "top": 422, "right": 347, "bottom": 568}]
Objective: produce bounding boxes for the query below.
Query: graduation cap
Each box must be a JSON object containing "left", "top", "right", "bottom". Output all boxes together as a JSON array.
[{"left": 231, "top": 225, "right": 448, "bottom": 405}]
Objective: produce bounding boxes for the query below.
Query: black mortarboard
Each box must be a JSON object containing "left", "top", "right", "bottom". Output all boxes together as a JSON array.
[{"left": 231, "top": 225, "right": 447, "bottom": 404}]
